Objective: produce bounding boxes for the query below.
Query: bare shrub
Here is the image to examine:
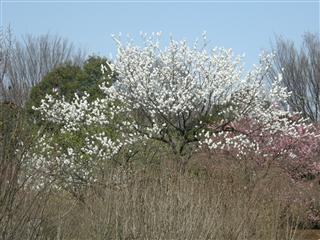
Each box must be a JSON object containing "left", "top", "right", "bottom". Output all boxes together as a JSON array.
[
  {"left": 0, "top": 102, "right": 52, "bottom": 240},
  {"left": 40, "top": 155, "right": 299, "bottom": 240}
]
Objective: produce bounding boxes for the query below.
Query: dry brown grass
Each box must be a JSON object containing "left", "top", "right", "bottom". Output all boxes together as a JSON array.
[{"left": 37, "top": 155, "right": 301, "bottom": 240}]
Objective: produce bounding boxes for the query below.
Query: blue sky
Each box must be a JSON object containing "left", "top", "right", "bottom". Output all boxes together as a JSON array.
[{"left": 1, "top": 0, "right": 319, "bottom": 68}]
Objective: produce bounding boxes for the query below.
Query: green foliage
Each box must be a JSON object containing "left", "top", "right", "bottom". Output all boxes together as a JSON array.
[
  {"left": 25, "top": 56, "right": 113, "bottom": 117},
  {"left": 81, "top": 56, "right": 113, "bottom": 99}
]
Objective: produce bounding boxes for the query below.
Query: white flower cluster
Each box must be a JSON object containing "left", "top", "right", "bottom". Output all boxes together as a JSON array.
[
  {"left": 32, "top": 32, "right": 317, "bottom": 178},
  {"left": 101, "top": 33, "right": 314, "bottom": 155},
  {"left": 104, "top": 34, "right": 243, "bottom": 119},
  {"left": 32, "top": 91, "right": 141, "bottom": 183}
]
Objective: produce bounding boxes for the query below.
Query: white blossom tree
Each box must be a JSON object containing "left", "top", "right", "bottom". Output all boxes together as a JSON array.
[
  {"left": 32, "top": 91, "right": 141, "bottom": 185},
  {"left": 33, "top": 33, "right": 318, "bottom": 174}
]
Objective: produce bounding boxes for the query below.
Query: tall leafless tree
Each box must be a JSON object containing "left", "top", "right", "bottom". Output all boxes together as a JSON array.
[
  {"left": 0, "top": 27, "right": 85, "bottom": 105},
  {"left": 269, "top": 33, "right": 320, "bottom": 122}
]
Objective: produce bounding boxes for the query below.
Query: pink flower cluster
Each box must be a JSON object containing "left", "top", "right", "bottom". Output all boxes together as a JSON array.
[{"left": 208, "top": 116, "right": 320, "bottom": 181}]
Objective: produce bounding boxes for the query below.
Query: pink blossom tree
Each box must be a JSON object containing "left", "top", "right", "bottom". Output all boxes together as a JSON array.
[{"left": 206, "top": 116, "right": 320, "bottom": 180}]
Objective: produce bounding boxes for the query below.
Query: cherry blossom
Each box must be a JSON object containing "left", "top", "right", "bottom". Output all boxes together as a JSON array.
[{"left": 32, "top": 33, "right": 319, "bottom": 176}]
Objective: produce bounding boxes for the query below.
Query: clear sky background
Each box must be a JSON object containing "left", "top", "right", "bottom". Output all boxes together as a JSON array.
[{"left": 1, "top": 0, "right": 319, "bottom": 68}]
